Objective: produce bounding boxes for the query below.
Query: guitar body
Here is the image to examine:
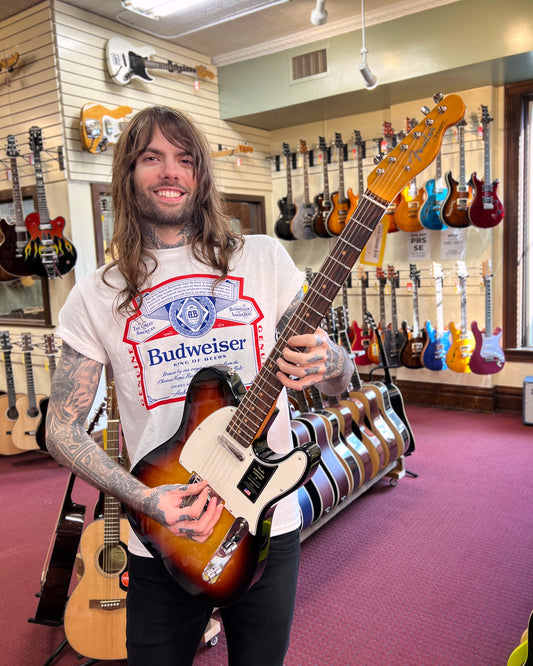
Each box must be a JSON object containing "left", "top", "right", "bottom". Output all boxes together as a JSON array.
[
  {"left": 441, "top": 172, "right": 472, "bottom": 228},
  {"left": 366, "top": 327, "right": 383, "bottom": 365},
  {"left": 128, "top": 366, "right": 319, "bottom": 606},
  {"left": 274, "top": 198, "right": 296, "bottom": 241},
  {"left": 383, "top": 327, "right": 406, "bottom": 369},
  {"left": 323, "top": 404, "right": 366, "bottom": 490},
  {"left": 326, "top": 192, "right": 350, "bottom": 236},
  {"left": 421, "top": 321, "right": 450, "bottom": 371},
  {"left": 312, "top": 192, "right": 333, "bottom": 238},
  {"left": 30, "top": 474, "right": 86, "bottom": 626},
  {"left": 445, "top": 321, "right": 474, "bottom": 373},
  {"left": 35, "top": 396, "right": 49, "bottom": 451},
  {"left": 291, "top": 197, "right": 317, "bottom": 240},
  {"left": 380, "top": 380, "right": 416, "bottom": 456},
  {"left": 469, "top": 321, "right": 505, "bottom": 374},
  {"left": 106, "top": 37, "right": 155, "bottom": 84},
  {"left": 394, "top": 185, "right": 425, "bottom": 232},
  {"left": 399, "top": 323, "right": 426, "bottom": 369},
  {"left": 385, "top": 194, "right": 401, "bottom": 232},
  {"left": 419, "top": 178, "right": 448, "bottom": 230},
  {"left": 348, "top": 387, "right": 389, "bottom": 469},
  {"left": 23, "top": 213, "right": 77, "bottom": 278},
  {"left": 0, "top": 218, "right": 32, "bottom": 276},
  {"left": 11, "top": 393, "right": 46, "bottom": 451},
  {"left": 64, "top": 518, "right": 129, "bottom": 661},
  {"left": 468, "top": 173, "right": 504, "bottom": 228},
  {"left": 336, "top": 398, "right": 381, "bottom": 481},
  {"left": 351, "top": 321, "right": 372, "bottom": 365},
  {"left": 0, "top": 392, "right": 23, "bottom": 455},
  {"left": 359, "top": 382, "right": 408, "bottom": 461},
  {"left": 80, "top": 103, "right": 133, "bottom": 153}
]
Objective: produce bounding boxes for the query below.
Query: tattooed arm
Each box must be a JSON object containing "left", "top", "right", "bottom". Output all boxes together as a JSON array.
[
  {"left": 275, "top": 289, "right": 354, "bottom": 395},
  {"left": 45, "top": 343, "right": 223, "bottom": 542}
]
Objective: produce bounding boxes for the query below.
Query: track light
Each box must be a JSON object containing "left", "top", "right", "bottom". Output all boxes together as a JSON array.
[
  {"left": 359, "top": 0, "right": 378, "bottom": 90},
  {"left": 310, "top": 0, "right": 328, "bottom": 26}
]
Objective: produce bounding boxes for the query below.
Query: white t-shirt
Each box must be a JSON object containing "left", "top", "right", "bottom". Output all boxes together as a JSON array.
[{"left": 56, "top": 234, "right": 305, "bottom": 556}]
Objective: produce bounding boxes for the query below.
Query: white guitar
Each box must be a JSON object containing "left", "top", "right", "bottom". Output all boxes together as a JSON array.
[{"left": 106, "top": 37, "right": 214, "bottom": 86}]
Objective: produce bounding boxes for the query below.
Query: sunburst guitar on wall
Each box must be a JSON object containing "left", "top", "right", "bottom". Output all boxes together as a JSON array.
[
  {"left": 400, "top": 264, "right": 427, "bottom": 369},
  {"left": 441, "top": 119, "right": 472, "bottom": 228},
  {"left": 64, "top": 381, "right": 129, "bottom": 661},
  {"left": 469, "top": 259, "right": 505, "bottom": 374},
  {"left": 106, "top": 37, "right": 214, "bottom": 86},
  {"left": 80, "top": 103, "right": 133, "bottom": 153},
  {"left": 23, "top": 127, "right": 77, "bottom": 279},
  {"left": 446, "top": 260, "right": 475, "bottom": 373},
  {"left": 126, "top": 93, "right": 466, "bottom": 607},
  {"left": 325, "top": 132, "right": 351, "bottom": 236}
]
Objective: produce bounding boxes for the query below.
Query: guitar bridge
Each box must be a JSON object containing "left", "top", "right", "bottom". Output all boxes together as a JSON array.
[{"left": 202, "top": 518, "right": 248, "bottom": 584}]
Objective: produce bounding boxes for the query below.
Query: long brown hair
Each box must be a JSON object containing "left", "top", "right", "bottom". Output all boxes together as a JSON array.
[{"left": 103, "top": 105, "right": 243, "bottom": 313}]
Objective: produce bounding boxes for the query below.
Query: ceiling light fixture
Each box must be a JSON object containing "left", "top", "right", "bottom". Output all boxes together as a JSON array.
[
  {"left": 358, "top": 0, "right": 378, "bottom": 90},
  {"left": 310, "top": 0, "right": 328, "bottom": 26}
]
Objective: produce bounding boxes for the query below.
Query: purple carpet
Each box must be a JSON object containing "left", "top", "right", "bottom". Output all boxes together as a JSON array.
[{"left": 1, "top": 405, "right": 531, "bottom": 665}]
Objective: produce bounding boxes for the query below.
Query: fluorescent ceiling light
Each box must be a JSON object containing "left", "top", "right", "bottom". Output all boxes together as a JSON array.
[{"left": 121, "top": 0, "right": 289, "bottom": 22}]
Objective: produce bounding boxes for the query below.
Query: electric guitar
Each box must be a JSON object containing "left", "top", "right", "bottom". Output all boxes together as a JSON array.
[
  {"left": 0, "top": 331, "right": 23, "bottom": 456},
  {"left": 394, "top": 119, "right": 425, "bottom": 233},
  {"left": 12, "top": 333, "right": 46, "bottom": 451},
  {"left": 64, "top": 381, "right": 129, "bottom": 661},
  {"left": 385, "top": 265, "right": 406, "bottom": 368},
  {"left": 291, "top": 140, "right": 317, "bottom": 240},
  {"left": 347, "top": 130, "right": 365, "bottom": 220},
  {"left": 469, "top": 259, "right": 505, "bottom": 374},
  {"left": 422, "top": 262, "right": 451, "bottom": 371},
  {"left": 0, "top": 136, "right": 32, "bottom": 278},
  {"left": 0, "top": 52, "right": 19, "bottom": 73},
  {"left": 367, "top": 268, "right": 387, "bottom": 365},
  {"left": 106, "top": 37, "right": 214, "bottom": 86},
  {"left": 351, "top": 266, "right": 372, "bottom": 365},
  {"left": 420, "top": 149, "right": 448, "bottom": 230},
  {"left": 326, "top": 132, "right": 350, "bottom": 236},
  {"left": 211, "top": 144, "right": 254, "bottom": 158},
  {"left": 311, "top": 136, "right": 333, "bottom": 238},
  {"left": 446, "top": 260, "right": 475, "bottom": 373},
  {"left": 80, "top": 103, "right": 133, "bottom": 153},
  {"left": 400, "top": 264, "right": 427, "bottom": 369},
  {"left": 23, "top": 127, "right": 77, "bottom": 279},
  {"left": 441, "top": 120, "right": 472, "bottom": 228},
  {"left": 274, "top": 143, "right": 296, "bottom": 240},
  {"left": 468, "top": 105, "right": 504, "bottom": 228},
  {"left": 126, "top": 93, "right": 465, "bottom": 606}
]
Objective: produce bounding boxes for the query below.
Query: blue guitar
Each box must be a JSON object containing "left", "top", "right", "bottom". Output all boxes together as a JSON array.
[
  {"left": 420, "top": 151, "right": 448, "bottom": 230},
  {"left": 422, "top": 262, "right": 451, "bottom": 370}
]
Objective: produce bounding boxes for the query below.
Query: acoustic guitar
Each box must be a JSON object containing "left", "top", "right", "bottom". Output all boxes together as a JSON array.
[
  {"left": 441, "top": 120, "right": 472, "bottom": 228},
  {"left": 0, "top": 135, "right": 33, "bottom": 278},
  {"left": 325, "top": 132, "right": 351, "bottom": 236},
  {"left": 400, "top": 264, "right": 427, "bottom": 369},
  {"left": 469, "top": 259, "right": 505, "bottom": 375},
  {"left": 468, "top": 105, "right": 504, "bottom": 228},
  {"left": 126, "top": 93, "right": 465, "bottom": 606},
  {"left": 422, "top": 262, "right": 451, "bottom": 371},
  {"left": 80, "top": 103, "right": 133, "bottom": 153},
  {"left": 274, "top": 143, "right": 296, "bottom": 240},
  {"left": 12, "top": 333, "right": 46, "bottom": 452},
  {"left": 446, "top": 260, "right": 475, "bottom": 373},
  {"left": 23, "top": 127, "right": 77, "bottom": 279},
  {"left": 106, "top": 36, "right": 214, "bottom": 86},
  {"left": 311, "top": 136, "right": 333, "bottom": 238},
  {"left": 64, "top": 381, "right": 129, "bottom": 661},
  {"left": 35, "top": 334, "right": 58, "bottom": 451},
  {"left": 0, "top": 331, "right": 22, "bottom": 456},
  {"left": 291, "top": 140, "right": 317, "bottom": 240}
]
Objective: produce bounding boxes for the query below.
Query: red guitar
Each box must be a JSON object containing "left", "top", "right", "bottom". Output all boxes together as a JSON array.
[
  {"left": 351, "top": 265, "right": 372, "bottom": 365},
  {"left": 468, "top": 105, "right": 504, "bottom": 228},
  {"left": 23, "top": 127, "right": 77, "bottom": 279},
  {"left": 469, "top": 260, "right": 505, "bottom": 374}
]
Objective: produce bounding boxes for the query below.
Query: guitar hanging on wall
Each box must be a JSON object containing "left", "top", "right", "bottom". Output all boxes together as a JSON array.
[
  {"left": 106, "top": 37, "right": 214, "bottom": 86},
  {"left": 23, "top": 127, "right": 77, "bottom": 279},
  {"left": 126, "top": 93, "right": 465, "bottom": 607},
  {"left": 80, "top": 103, "right": 133, "bottom": 153}
]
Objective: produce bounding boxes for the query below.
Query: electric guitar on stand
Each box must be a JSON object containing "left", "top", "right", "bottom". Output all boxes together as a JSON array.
[
  {"left": 126, "top": 93, "right": 465, "bottom": 607},
  {"left": 106, "top": 37, "right": 214, "bottom": 86},
  {"left": 469, "top": 259, "right": 505, "bottom": 374},
  {"left": 312, "top": 136, "right": 333, "bottom": 238},
  {"left": 468, "top": 105, "right": 504, "bottom": 228},
  {"left": 23, "top": 127, "right": 77, "bottom": 279},
  {"left": 446, "top": 260, "right": 475, "bottom": 373},
  {"left": 291, "top": 140, "right": 317, "bottom": 240},
  {"left": 274, "top": 143, "right": 296, "bottom": 240}
]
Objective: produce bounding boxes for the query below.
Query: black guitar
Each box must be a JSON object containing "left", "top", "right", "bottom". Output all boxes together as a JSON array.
[{"left": 274, "top": 143, "right": 296, "bottom": 240}]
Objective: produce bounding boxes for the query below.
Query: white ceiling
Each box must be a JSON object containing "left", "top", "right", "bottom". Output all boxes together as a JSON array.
[{"left": 4, "top": 0, "right": 460, "bottom": 66}]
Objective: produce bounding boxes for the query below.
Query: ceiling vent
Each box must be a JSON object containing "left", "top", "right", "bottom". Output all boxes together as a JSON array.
[{"left": 291, "top": 48, "right": 327, "bottom": 81}]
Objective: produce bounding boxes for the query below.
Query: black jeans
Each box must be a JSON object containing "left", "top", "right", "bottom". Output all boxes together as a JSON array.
[{"left": 126, "top": 528, "right": 301, "bottom": 666}]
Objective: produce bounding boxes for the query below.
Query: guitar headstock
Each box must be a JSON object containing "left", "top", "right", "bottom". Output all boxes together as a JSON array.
[
  {"left": 376, "top": 267, "right": 387, "bottom": 286},
  {"left": 282, "top": 142, "right": 291, "bottom": 161},
  {"left": 43, "top": 333, "right": 58, "bottom": 355},
  {"left": 431, "top": 261, "right": 444, "bottom": 280},
  {"left": 481, "top": 259, "right": 493, "bottom": 279},
  {"left": 6, "top": 135, "right": 20, "bottom": 158},
  {"left": 480, "top": 105, "right": 493, "bottom": 126},
  {"left": 387, "top": 264, "right": 399, "bottom": 287},
  {"left": 456, "top": 259, "right": 468, "bottom": 280},
  {"left": 236, "top": 144, "right": 253, "bottom": 154},
  {"left": 0, "top": 331, "right": 11, "bottom": 352},
  {"left": 334, "top": 132, "right": 344, "bottom": 159},
  {"left": 107, "top": 379, "right": 119, "bottom": 421},
  {"left": 409, "top": 263, "right": 421, "bottom": 286},
  {"left": 318, "top": 136, "right": 328, "bottom": 153},
  {"left": 298, "top": 139, "right": 308, "bottom": 154},
  {"left": 28, "top": 126, "right": 43, "bottom": 155},
  {"left": 367, "top": 93, "right": 465, "bottom": 203},
  {"left": 20, "top": 332, "right": 33, "bottom": 353},
  {"left": 358, "top": 265, "right": 368, "bottom": 287},
  {"left": 196, "top": 65, "right": 214, "bottom": 79}
]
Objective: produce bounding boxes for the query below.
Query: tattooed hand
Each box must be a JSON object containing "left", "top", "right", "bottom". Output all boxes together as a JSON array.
[
  {"left": 276, "top": 327, "right": 354, "bottom": 394},
  {"left": 142, "top": 479, "right": 224, "bottom": 543}
]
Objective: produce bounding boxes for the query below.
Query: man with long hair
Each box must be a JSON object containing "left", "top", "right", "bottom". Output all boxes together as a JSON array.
[{"left": 46, "top": 106, "right": 353, "bottom": 665}]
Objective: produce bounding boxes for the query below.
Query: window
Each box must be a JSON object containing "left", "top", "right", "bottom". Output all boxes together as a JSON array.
[{"left": 503, "top": 80, "right": 533, "bottom": 361}]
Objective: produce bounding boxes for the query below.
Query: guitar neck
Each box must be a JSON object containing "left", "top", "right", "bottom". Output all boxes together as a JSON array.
[
  {"left": 33, "top": 152, "right": 51, "bottom": 229},
  {"left": 322, "top": 153, "right": 330, "bottom": 200},
  {"left": 435, "top": 277, "right": 445, "bottom": 334},
  {"left": 104, "top": 384, "right": 122, "bottom": 545},
  {"left": 484, "top": 275, "right": 493, "bottom": 335},
  {"left": 2, "top": 349, "right": 17, "bottom": 409},
  {"left": 23, "top": 351, "right": 38, "bottom": 410},
  {"left": 460, "top": 278, "right": 468, "bottom": 336},
  {"left": 141, "top": 58, "right": 196, "bottom": 76},
  {"left": 458, "top": 124, "right": 467, "bottom": 188}
]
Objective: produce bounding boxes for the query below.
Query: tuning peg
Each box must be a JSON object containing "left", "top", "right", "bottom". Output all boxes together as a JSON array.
[
  {"left": 373, "top": 153, "right": 384, "bottom": 165},
  {"left": 421, "top": 105, "right": 430, "bottom": 116},
  {"left": 433, "top": 92, "right": 444, "bottom": 103}
]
